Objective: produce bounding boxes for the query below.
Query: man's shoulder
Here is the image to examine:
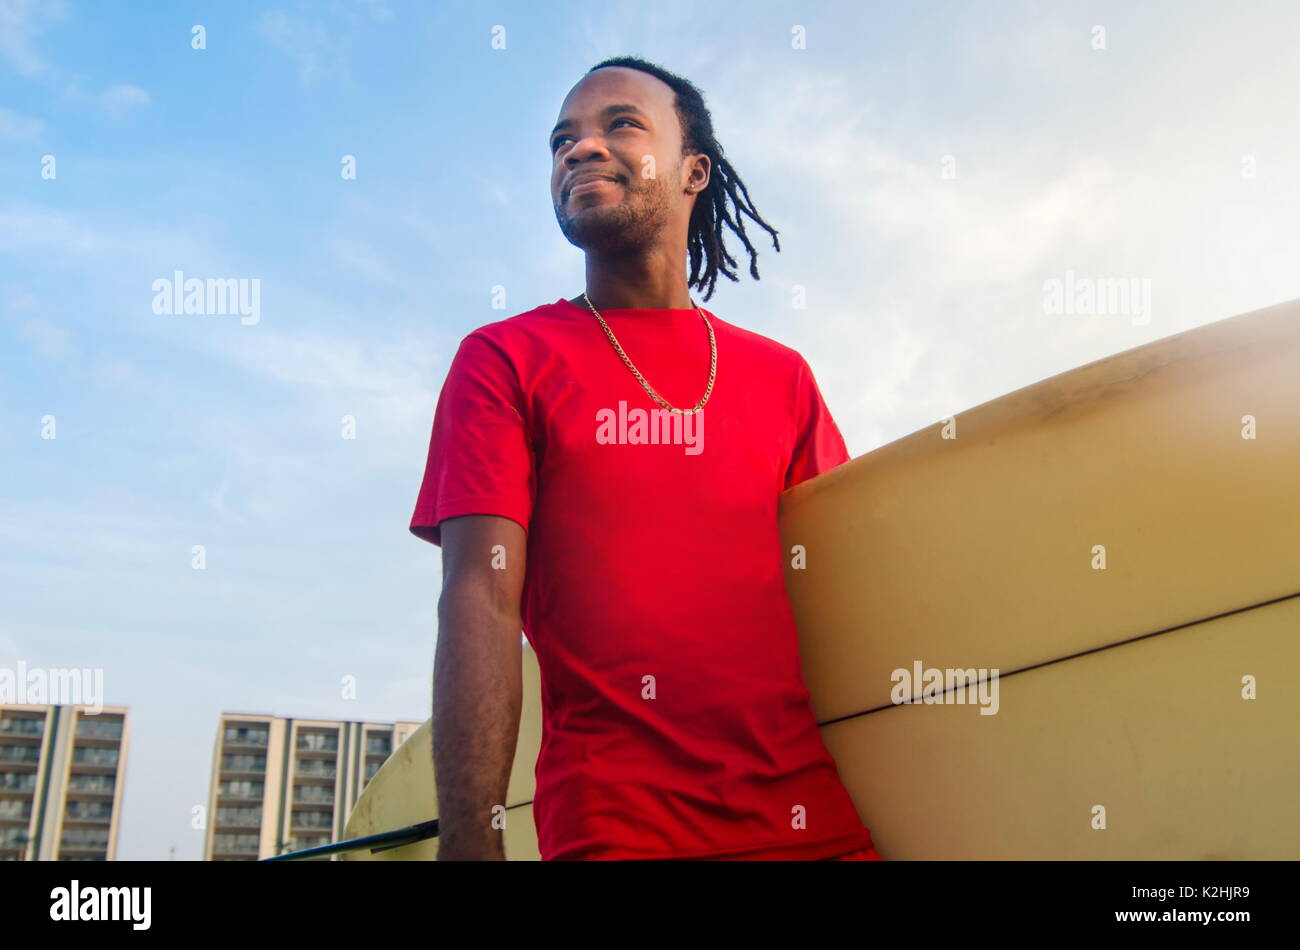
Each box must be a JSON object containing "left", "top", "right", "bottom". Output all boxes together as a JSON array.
[
  {"left": 707, "top": 314, "right": 808, "bottom": 379},
  {"left": 464, "top": 299, "right": 571, "bottom": 345}
]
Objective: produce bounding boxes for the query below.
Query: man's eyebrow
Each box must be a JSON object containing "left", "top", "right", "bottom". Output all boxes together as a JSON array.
[{"left": 550, "top": 104, "right": 648, "bottom": 140}]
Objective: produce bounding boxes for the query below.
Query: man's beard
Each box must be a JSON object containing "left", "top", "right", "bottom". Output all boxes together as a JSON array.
[{"left": 554, "top": 173, "right": 674, "bottom": 254}]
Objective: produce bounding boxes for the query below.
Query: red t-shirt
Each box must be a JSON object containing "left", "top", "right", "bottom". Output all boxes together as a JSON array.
[{"left": 409, "top": 297, "right": 876, "bottom": 860}]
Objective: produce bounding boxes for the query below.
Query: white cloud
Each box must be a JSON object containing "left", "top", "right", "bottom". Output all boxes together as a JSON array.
[
  {"left": 331, "top": 236, "right": 401, "bottom": 286},
  {"left": 479, "top": 175, "right": 512, "bottom": 209},
  {"left": 258, "top": 9, "right": 336, "bottom": 85},
  {"left": 0, "top": 104, "right": 42, "bottom": 139},
  {"left": 94, "top": 358, "right": 137, "bottom": 386},
  {"left": 100, "top": 83, "right": 150, "bottom": 119},
  {"left": 15, "top": 314, "right": 69, "bottom": 358},
  {"left": 354, "top": 0, "right": 394, "bottom": 22},
  {"left": 0, "top": 199, "right": 444, "bottom": 456},
  {"left": 691, "top": 19, "right": 1300, "bottom": 455},
  {"left": 0, "top": 0, "right": 67, "bottom": 76},
  {"left": 256, "top": 0, "right": 398, "bottom": 85},
  {"left": 0, "top": 206, "right": 98, "bottom": 252}
]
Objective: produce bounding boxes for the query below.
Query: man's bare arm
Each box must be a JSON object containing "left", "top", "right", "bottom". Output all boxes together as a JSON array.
[{"left": 433, "top": 514, "right": 527, "bottom": 860}]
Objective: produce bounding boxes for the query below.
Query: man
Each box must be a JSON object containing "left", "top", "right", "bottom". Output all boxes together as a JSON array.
[{"left": 410, "top": 56, "right": 880, "bottom": 861}]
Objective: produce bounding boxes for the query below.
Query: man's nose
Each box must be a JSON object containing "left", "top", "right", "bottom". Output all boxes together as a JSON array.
[{"left": 565, "top": 134, "right": 610, "bottom": 163}]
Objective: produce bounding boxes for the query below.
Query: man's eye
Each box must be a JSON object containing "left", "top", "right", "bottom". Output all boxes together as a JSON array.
[{"left": 552, "top": 119, "right": 637, "bottom": 152}]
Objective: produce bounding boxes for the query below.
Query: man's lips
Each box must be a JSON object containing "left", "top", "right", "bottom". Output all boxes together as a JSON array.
[
  {"left": 570, "top": 179, "right": 618, "bottom": 196},
  {"left": 566, "top": 174, "right": 620, "bottom": 198}
]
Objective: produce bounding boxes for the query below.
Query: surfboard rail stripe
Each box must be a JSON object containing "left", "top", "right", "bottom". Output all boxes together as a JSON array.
[{"left": 817, "top": 585, "right": 1300, "bottom": 728}]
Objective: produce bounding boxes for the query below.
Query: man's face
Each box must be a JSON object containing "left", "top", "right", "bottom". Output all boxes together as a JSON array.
[{"left": 549, "top": 67, "right": 699, "bottom": 253}]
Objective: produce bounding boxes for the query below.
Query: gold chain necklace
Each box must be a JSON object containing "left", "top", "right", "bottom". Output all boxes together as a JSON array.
[{"left": 581, "top": 291, "right": 716, "bottom": 415}]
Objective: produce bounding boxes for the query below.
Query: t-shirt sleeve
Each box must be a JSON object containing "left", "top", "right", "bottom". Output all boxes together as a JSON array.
[
  {"left": 409, "top": 331, "right": 535, "bottom": 547},
  {"left": 783, "top": 355, "right": 851, "bottom": 491}
]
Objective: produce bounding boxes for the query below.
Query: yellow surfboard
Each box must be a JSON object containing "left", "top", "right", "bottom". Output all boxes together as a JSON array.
[
  {"left": 340, "top": 642, "right": 544, "bottom": 860},
  {"left": 344, "top": 296, "right": 1300, "bottom": 860}
]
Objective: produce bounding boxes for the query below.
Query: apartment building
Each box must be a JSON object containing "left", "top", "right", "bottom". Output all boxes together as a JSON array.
[
  {"left": 0, "top": 704, "right": 129, "bottom": 861},
  {"left": 204, "top": 714, "right": 421, "bottom": 860}
]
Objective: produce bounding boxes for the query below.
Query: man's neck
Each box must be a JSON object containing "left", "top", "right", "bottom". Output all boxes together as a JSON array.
[{"left": 578, "top": 269, "right": 695, "bottom": 310}]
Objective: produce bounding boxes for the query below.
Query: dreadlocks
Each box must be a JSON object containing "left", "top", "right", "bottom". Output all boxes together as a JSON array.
[{"left": 586, "top": 56, "right": 781, "bottom": 302}]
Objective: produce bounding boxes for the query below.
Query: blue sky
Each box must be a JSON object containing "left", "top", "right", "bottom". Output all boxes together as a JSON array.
[{"left": 2, "top": 0, "right": 1298, "bottom": 860}]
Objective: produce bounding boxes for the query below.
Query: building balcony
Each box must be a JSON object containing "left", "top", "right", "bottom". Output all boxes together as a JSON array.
[
  {"left": 60, "top": 833, "right": 111, "bottom": 849},
  {"left": 295, "top": 737, "right": 339, "bottom": 754},
  {"left": 0, "top": 719, "right": 46, "bottom": 738},
  {"left": 63, "top": 801, "right": 113, "bottom": 816},
  {"left": 292, "top": 792, "right": 336, "bottom": 806},
  {"left": 71, "top": 747, "right": 120, "bottom": 766},
  {"left": 221, "top": 729, "right": 270, "bottom": 748},
  {"left": 222, "top": 740, "right": 269, "bottom": 752},
  {"left": 64, "top": 782, "right": 116, "bottom": 797},
  {"left": 219, "top": 757, "right": 266, "bottom": 773},
  {"left": 218, "top": 769, "right": 268, "bottom": 781},
  {"left": 74, "top": 720, "right": 123, "bottom": 741},
  {"left": 292, "top": 762, "right": 337, "bottom": 779},
  {"left": 0, "top": 747, "right": 43, "bottom": 765}
]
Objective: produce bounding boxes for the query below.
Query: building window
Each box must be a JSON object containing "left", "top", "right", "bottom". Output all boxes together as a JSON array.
[
  {"left": 223, "top": 725, "right": 269, "bottom": 746},
  {"left": 291, "top": 810, "right": 333, "bottom": 829},
  {"left": 0, "top": 827, "right": 30, "bottom": 848},
  {"left": 66, "top": 775, "right": 116, "bottom": 795},
  {"left": 0, "top": 800, "right": 33, "bottom": 820},
  {"left": 64, "top": 801, "right": 113, "bottom": 821},
  {"left": 0, "top": 745, "right": 42, "bottom": 764},
  {"left": 293, "top": 759, "right": 336, "bottom": 778},
  {"left": 292, "top": 785, "right": 335, "bottom": 805},
  {"left": 213, "top": 833, "right": 260, "bottom": 854},
  {"left": 296, "top": 732, "right": 338, "bottom": 752},
  {"left": 218, "top": 780, "right": 264, "bottom": 799},
  {"left": 60, "top": 828, "right": 111, "bottom": 849},
  {"left": 74, "top": 718, "right": 123, "bottom": 740},
  {"left": 220, "top": 753, "right": 266, "bottom": 772},
  {"left": 70, "top": 747, "right": 119, "bottom": 767},
  {"left": 215, "top": 806, "right": 262, "bottom": 827},
  {"left": 0, "top": 717, "right": 45, "bottom": 737}
]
